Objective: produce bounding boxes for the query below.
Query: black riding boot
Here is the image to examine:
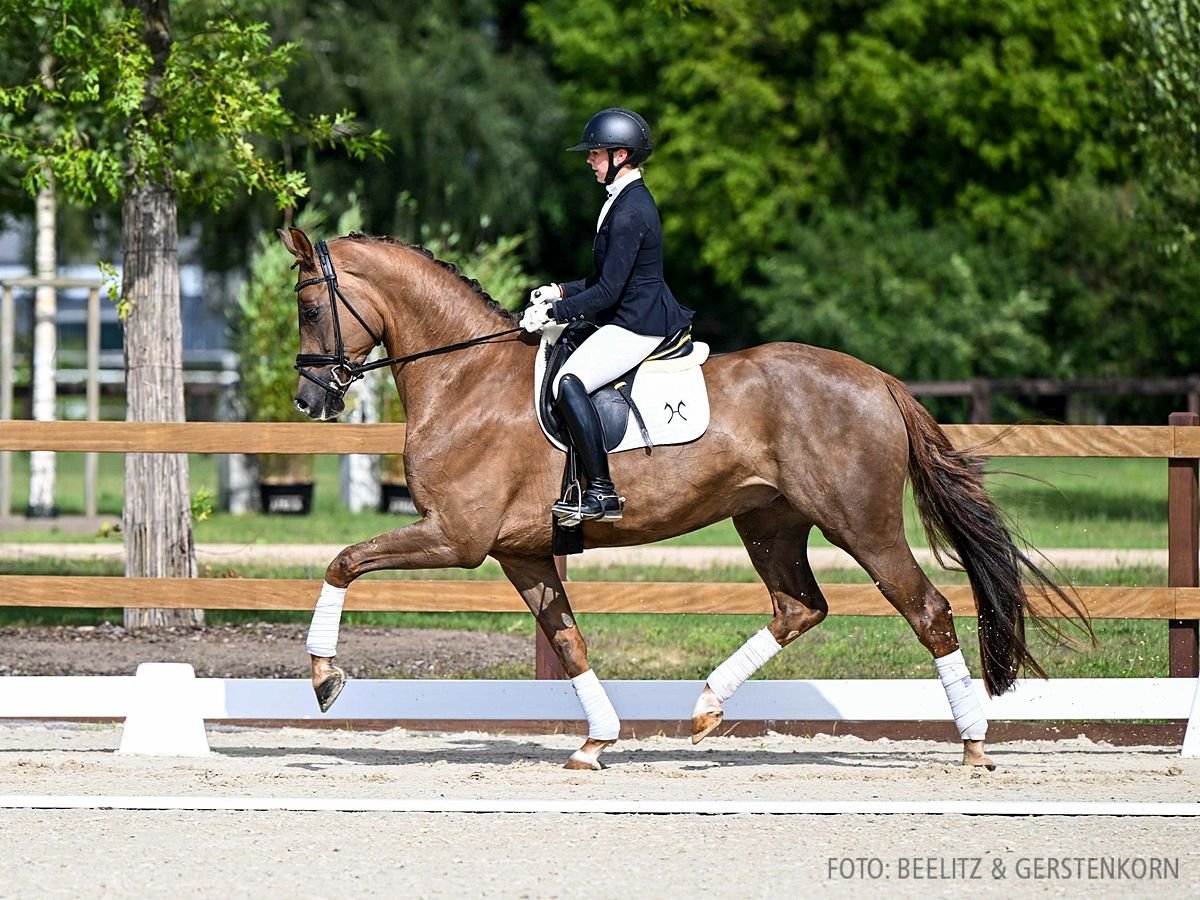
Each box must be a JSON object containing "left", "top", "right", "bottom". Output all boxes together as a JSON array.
[{"left": 552, "top": 374, "right": 624, "bottom": 522}]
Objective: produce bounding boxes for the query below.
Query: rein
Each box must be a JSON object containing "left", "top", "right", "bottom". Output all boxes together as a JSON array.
[{"left": 294, "top": 239, "right": 522, "bottom": 398}]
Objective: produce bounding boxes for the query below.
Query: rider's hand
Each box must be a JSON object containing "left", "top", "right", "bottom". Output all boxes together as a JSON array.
[
  {"left": 520, "top": 300, "right": 554, "bottom": 333},
  {"left": 528, "top": 283, "right": 561, "bottom": 304}
]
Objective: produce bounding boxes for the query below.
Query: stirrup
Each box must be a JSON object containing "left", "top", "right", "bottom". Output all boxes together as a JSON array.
[
  {"left": 552, "top": 487, "right": 624, "bottom": 524},
  {"left": 553, "top": 479, "right": 586, "bottom": 528}
]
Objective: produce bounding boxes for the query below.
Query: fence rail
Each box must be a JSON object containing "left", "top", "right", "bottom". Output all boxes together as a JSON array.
[
  {"left": 0, "top": 419, "right": 1196, "bottom": 456},
  {"left": 908, "top": 376, "right": 1200, "bottom": 423},
  {"left": 0, "top": 576, "right": 1196, "bottom": 619}
]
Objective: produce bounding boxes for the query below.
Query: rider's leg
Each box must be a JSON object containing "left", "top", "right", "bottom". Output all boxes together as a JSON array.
[
  {"left": 552, "top": 326, "right": 663, "bottom": 521},
  {"left": 554, "top": 374, "right": 622, "bottom": 520}
]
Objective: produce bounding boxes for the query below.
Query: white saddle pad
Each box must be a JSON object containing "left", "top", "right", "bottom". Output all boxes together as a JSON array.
[{"left": 534, "top": 324, "right": 711, "bottom": 453}]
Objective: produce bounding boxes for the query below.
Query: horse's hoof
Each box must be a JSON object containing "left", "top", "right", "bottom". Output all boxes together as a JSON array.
[
  {"left": 962, "top": 740, "right": 997, "bottom": 771},
  {"left": 314, "top": 668, "right": 346, "bottom": 713},
  {"left": 564, "top": 753, "right": 604, "bottom": 771},
  {"left": 564, "top": 738, "right": 614, "bottom": 770},
  {"left": 691, "top": 709, "right": 724, "bottom": 745}
]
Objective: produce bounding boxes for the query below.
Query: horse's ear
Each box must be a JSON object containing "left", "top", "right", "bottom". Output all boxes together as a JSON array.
[{"left": 279, "top": 226, "right": 315, "bottom": 268}]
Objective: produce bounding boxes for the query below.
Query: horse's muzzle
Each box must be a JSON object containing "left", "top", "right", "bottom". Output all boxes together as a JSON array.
[{"left": 294, "top": 380, "right": 345, "bottom": 421}]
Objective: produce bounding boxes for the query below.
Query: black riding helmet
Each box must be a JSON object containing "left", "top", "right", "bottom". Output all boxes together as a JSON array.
[{"left": 567, "top": 108, "right": 653, "bottom": 185}]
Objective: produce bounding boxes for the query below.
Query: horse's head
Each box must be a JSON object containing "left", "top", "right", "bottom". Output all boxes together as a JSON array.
[{"left": 279, "top": 227, "right": 384, "bottom": 421}]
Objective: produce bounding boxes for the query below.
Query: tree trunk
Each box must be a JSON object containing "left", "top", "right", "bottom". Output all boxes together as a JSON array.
[
  {"left": 120, "top": 182, "right": 200, "bottom": 629},
  {"left": 28, "top": 51, "right": 57, "bottom": 518},
  {"left": 28, "top": 174, "right": 57, "bottom": 517}
]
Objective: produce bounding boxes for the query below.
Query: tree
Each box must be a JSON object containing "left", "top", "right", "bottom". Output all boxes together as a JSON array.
[
  {"left": 181, "top": 0, "right": 567, "bottom": 283},
  {"left": 528, "top": 0, "right": 1127, "bottom": 348},
  {"left": 1118, "top": 0, "right": 1200, "bottom": 252},
  {"left": 754, "top": 206, "right": 1050, "bottom": 382},
  {"left": 0, "top": 0, "right": 383, "bottom": 627}
]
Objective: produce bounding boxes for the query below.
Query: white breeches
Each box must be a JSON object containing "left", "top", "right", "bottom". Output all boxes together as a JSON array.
[{"left": 553, "top": 324, "right": 665, "bottom": 396}]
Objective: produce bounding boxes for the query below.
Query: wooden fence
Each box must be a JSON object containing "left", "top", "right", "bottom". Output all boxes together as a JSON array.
[
  {"left": 906, "top": 376, "right": 1200, "bottom": 423},
  {"left": 0, "top": 416, "right": 1197, "bottom": 679}
]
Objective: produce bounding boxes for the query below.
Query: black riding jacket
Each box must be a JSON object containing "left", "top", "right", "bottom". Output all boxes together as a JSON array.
[{"left": 553, "top": 180, "right": 694, "bottom": 337}]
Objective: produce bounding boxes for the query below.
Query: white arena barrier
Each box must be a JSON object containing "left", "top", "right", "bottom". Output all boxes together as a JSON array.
[{"left": 0, "top": 665, "right": 1198, "bottom": 757}]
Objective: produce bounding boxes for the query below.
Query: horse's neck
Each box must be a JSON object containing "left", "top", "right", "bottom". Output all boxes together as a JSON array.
[
  {"left": 382, "top": 255, "right": 511, "bottom": 356},
  {"left": 380, "top": 261, "right": 521, "bottom": 424}
]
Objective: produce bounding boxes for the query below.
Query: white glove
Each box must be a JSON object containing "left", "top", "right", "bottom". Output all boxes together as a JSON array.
[
  {"left": 528, "top": 283, "right": 561, "bottom": 304},
  {"left": 520, "top": 300, "right": 555, "bottom": 333}
]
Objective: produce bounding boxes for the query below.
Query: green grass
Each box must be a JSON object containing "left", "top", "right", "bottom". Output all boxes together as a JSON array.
[{"left": 0, "top": 453, "right": 1173, "bottom": 550}]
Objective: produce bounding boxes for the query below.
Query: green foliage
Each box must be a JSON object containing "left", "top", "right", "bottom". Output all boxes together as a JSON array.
[
  {"left": 413, "top": 212, "right": 533, "bottom": 312},
  {"left": 190, "top": 487, "right": 215, "bottom": 523},
  {"left": 96, "top": 260, "right": 126, "bottom": 318},
  {"left": 753, "top": 206, "right": 1050, "bottom": 381},
  {"left": 235, "top": 202, "right": 360, "bottom": 422},
  {"left": 0, "top": 0, "right": 385, "bottom": 210},
  {"left": 530, "top": 0, "right": 1126, "bottom": 286},
  {"left": 264, "top": 0, "right": 565, "bottom": 249},
  {"left": 1117, "top": 0, "right": 1200, "bottom": 252},
  {"left": 1025, "top": 177, "right": 1200, "bottom": 382},
  {"left": 1119, "top": 0, "right": 1200, "bottom": 175}
]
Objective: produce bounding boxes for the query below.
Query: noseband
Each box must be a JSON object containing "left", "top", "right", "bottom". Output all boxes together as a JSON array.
[{"left": 293, "top": 239, "right": 522, "bottom": 402}]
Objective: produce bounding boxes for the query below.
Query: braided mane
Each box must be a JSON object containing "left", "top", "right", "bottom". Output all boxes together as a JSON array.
[{"left": 346, "top": 232, "right": 517, "bottom": 323}]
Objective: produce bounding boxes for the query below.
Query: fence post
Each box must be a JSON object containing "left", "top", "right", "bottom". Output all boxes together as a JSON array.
[
  {"left": 969, "top": 379, "right": 992, "bottom": 424},
  {"left": 85, "top": 286, "right": 100, "bottom": 519},
  {"left": 534, "top": 555, "right": 569, "bottom": 680},
  {"left": 1168, "top": 412, "right": 1200, "bottom": 677},
  {"left": 0, "top": 285, "right": 12, "bottom": 518}
]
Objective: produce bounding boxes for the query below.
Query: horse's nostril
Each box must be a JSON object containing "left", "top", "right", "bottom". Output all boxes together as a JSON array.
[{"left": 294, "top": 398, "right": 308, "bottom": 413}]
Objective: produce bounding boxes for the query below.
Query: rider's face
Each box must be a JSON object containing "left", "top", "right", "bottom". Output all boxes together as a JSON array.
[{"left": 587, "top": 148, "right": 629, "bottom": 183}]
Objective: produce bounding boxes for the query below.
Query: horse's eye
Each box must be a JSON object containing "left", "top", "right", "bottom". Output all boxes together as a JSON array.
[{"left": 302, "top": 305, "right": 321, "bottom": 322}]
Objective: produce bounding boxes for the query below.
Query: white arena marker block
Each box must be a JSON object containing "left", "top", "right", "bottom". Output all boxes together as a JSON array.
[
  {"left": 118, "top": 663, "right": 210, "bottom": 757},
  {"left": 1182, "top": 678, "right": 1200, "bottom": 758}
]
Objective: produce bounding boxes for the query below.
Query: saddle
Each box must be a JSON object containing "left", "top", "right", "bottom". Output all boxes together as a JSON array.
[
  {"left": 536, "top": 323, "right": 710, "bottom": 455},
  {"left": 538, "top": 323, "right": 699, "bottom": 452}
]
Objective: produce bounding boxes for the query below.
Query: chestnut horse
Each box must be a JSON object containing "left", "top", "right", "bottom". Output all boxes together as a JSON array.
[{"left": 281, "top": 227, "right": 1088, "bottom": 770}]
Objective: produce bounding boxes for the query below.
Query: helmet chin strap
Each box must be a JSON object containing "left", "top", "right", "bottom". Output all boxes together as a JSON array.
[{"left": 604, "top": 148, "right": 632, "bottom": 185}]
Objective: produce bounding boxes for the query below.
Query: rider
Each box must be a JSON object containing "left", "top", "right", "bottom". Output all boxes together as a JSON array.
[{"left": 520, "top": 107, "right": 694, "bottom": 523}]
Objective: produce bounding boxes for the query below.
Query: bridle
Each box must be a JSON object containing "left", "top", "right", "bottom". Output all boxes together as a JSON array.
[{"left": 293, "top": 239, "right": 522, "bottom": 401}]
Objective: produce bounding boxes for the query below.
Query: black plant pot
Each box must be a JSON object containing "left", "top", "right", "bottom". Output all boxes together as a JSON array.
[
  {"left": 379, "top": 482, "right": 416, "bottom": 515},
  {"left": 259, "top": 482, "right": 314, "bottom": 515}
]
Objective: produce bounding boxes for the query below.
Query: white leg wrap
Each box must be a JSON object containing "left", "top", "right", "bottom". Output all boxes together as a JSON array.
[
  {"left": 705, "top": 628, "right": 782, "bottom": 703},
  {"left": 935, "top": 649, "right": 988, "bottom": 741},
  {"left": 306, "top": 581, "right": 348, "bottom": 658},
  {"left": 571, "top": 669, "right": 620, "bottom": 741}
]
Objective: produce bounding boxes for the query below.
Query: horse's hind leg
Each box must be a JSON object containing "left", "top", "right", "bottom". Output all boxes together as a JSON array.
[
  {"left": 845, "top": 539, "right": 995, "bottom": 770},
  {"left": 692, "top": 502, "right": 829, "bottom": 744},
  {"left": 496, "top": 554, "right": 618, "bottom": 771}
]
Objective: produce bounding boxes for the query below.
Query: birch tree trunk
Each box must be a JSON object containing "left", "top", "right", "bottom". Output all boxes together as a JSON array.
[
  {"left": 28, "top": 174, "right": 57, "bottom": 517},
  {"left": 120, "top": 184, "right": 200, "bottom": 627},
  {"left": 28, "top": 51, "right": 57, "bottom": 518}
]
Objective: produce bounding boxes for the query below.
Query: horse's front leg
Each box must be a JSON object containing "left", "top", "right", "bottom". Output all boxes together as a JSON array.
[
  {"left": 496, "top": 554, "right": 619, "bottom": 771},
  {"left": 308, "top": 515, "right": 491, "bottom": 713}
]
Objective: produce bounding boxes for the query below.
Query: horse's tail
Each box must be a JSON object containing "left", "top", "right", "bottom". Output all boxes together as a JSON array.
[{"left": 882, "top": 374, "right": 1093, "bottom": 695}]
